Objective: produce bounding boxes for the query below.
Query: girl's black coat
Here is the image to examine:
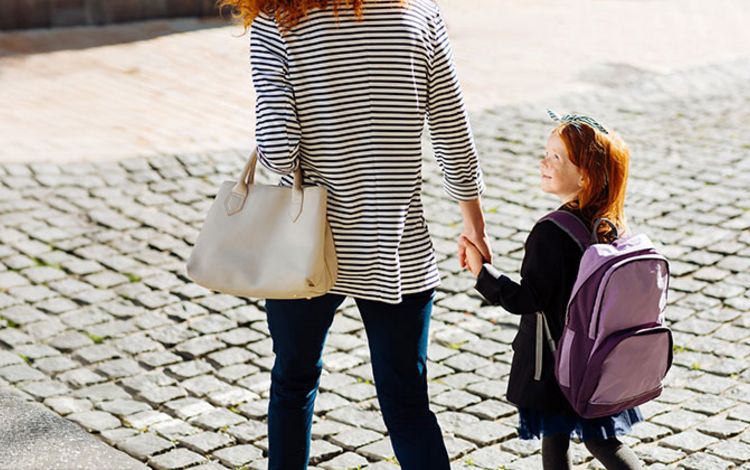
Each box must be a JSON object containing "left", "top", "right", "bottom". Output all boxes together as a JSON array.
[{"left": 475, "top": 209, "right": 586, "bottom": 412}]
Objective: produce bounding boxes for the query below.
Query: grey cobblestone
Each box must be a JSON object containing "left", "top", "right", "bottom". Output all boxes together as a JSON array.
[{"left": 2, "top": 57, "right": 750, "bottom": 469}]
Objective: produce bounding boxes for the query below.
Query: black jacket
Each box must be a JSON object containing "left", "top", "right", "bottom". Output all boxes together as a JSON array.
[{"left": 475, "top": 209, "right": 586, "bottom": 412}]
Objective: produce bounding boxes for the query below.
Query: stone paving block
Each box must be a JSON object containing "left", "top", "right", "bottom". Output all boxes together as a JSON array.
[
  {"left": 707, "top": 440, "right": 750, "bottom": 464},
  {"left": 44, "top": 396, "right": 94, "bottom": 416},
  {"left": 20, "top": 379, "right": 70, "bottom": 399},
  {"left": 0, "top": 363, "right": 47, "bottom": 383},
  {"left": 500, "top": 438, "right": 539, "bottom": 457},
  {"left": 188, "top": 314, "right": 238, "bottom": 335},
  {"left": 166, "top": 359, "right": 214, "bottom": 379},
  {"left": 68, "top": 410, "right": 121, "bottom": 433},
  {"left": 118, "top": 432, "right": 175, "bottom": 461},
  {"left": 206, "top": 385, "right": 258, "bottom": 407},
  {"left": 462, "top": 444, "right": 517, "bottom": 468},
  {"left": 182, "top": 375, "right": 230, "bottom": 396},
  {"left": 175, "top": 336, "right": 226, "bottom": 358},
  {"left": 650, "top": 409, "right": 706, "bottom": 431},
  {"left": 100, "top": 428, "right": 141, "bottom": 446},
  {"left": 165, "top": 397, "right": 216, "bottom": 420},
  {"left": 0, "top": 329, "right": 34, "bottom": 348},
  {"left": 319, "top": 451, "right": 368, "bottom": 469},
  {"left": 0, "top": 351, "right": 24, "bottom": 368},
  {"left": 728, "top": 404, "right": 750, "bottom": 423},
  {"left": 75, "top": 344, "right": 122, "bottom": 364},
  {"left": 309, "top": 439, "right": 343, "bottom": 465},
  {"left": 328, "top": 427, "right": 383, "bottom": 451},
  {"left": 432, "top": 389, "right": 483, "bottom": 410},
  {"left": 216, "top": 363, "right": 260, "bottom": 383},
  {"left": 335, "top": 382, "right": 377, "bottom": 402},
  {"left": 179, "top": 431, "right": 235, "bottom": 454},
  {"left": 149, "top": 448, "right": 207, "bottom": 470},
  {"left": 677, "top": 452, "right": 734, "bottom": 470},
  {"left": 660, "top": 430, "right": 719, "bottom": 453},
  {"left": 98, "top": 399, "right": 153, "bottom": 417},
  {"left": 137, "top": 386, "right": 188, "bottom": 405},
  {"left": 311, "top": 420, "right": 356, "bottom": 440},
  {"left": 14, "top": 343, "right": 61, "bottom": 360},
  {"left": 73, "top": 383, "right": 131, "bottom": 403},
  {"left": 123, "top": 411, "right": 173, "bottom": 430},
  {"left": 212, "top": 444, "right": 263, "bottom": 467},
  {"left": 96, "top": 358, "right": 143, "bottom": 379},
  {"left": 150, "top": 418, "right": 202, "bottom": 440},
  {"left": 137, "top": 350, "right": 183, "bottom": 368},
  {"left": 207, "top": 346, "right": 256, "bottom": 368},
  {"left": 226, "top": 420, "right": 267, "bottom": 443},
  {"left": 443, "top": 435, "right": 477, "bottom": 461},
  {"left": 237, "top": 401, "right": 268, "bottom": 420},
  {"left": 58, "top": 367, "right": 106, "bottom": 387},
  {"left": 190, "top": 408, "right": 246, "bottom": 431},
  {"left": 32, "top": 355, "right": 78, "bottom": 374},
  {"left": 455, "top": 420, "right": 516, "bottom": 446},
  {"left": 464, "top": 399, "right": 516, "bottom": 420},
  {"left": 326, "top": 406, "right": 388, "bottom": 433}
]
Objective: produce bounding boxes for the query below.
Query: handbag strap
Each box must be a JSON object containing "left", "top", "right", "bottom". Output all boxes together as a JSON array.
[{"left": 225, "top": 148, "right": 305, "bottom": 221}]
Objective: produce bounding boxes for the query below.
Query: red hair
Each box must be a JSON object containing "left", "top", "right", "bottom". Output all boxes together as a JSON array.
[
  {"left": 555, "top": 123, "right": 630, "bottom": 243},
  {"left": 218, "top": 0, "right": 399, "bottom": 31}
]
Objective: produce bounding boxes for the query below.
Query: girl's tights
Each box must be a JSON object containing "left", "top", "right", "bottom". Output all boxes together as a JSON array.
[{"left": 542, "top": 434, "right": 642, "bottom": 470}]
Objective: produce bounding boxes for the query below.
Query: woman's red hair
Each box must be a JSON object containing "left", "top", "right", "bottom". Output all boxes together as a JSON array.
[
  {"left": 555, "top": 123, "right": 630, "bottom": 243},
  {"left": 218, "top": 0, "right": 381, "bottom": 30}
]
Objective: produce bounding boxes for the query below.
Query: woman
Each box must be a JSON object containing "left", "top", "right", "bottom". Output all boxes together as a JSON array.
[{"left": 219, "top": 0, "right": 491, "bottom": 468}]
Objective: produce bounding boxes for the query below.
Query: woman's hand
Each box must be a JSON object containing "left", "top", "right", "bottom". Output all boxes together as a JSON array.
[
  {"left": 457, "top": 199, "right": 492, "bottom": 271},
  {"left": 459, "top": 234, "right": 486, "bottom": 277}
]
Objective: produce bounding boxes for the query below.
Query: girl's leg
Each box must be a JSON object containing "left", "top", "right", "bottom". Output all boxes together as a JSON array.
[
  {"left": 585, "top": 438, "right": 642, "bottom": 470},
  {"left": 356, "top": 289, "right": 450, "bottom": 470},
  {"left": 264, "top": 293, "right": 345, "bottom": 470},
  {"left": 542, "top": 433, "right": 572, "bottom": 470}
]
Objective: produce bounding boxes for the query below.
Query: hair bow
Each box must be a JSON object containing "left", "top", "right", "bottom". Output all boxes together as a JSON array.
[{"left": 547, "top": 109, "right": 609, "bottom": 135}]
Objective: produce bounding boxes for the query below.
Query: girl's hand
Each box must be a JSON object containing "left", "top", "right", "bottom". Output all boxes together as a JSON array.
[{"left": 459, "top": 235, "right": 485, "bottom": 277}]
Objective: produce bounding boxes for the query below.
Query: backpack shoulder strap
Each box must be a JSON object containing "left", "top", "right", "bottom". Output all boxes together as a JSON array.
[{"left": 538, "top": 210, "right": 591, "bottom": 252}]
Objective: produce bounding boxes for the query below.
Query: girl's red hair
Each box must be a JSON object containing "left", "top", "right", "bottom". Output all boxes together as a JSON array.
[
  {"left": 218, "top": 0, "right": 374, "bottom": 30},
  {"left": 555, "top": 123, "right": 630, "bottom": 243}
]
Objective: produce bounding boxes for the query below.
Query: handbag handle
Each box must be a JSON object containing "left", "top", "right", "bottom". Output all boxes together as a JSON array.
[{"left": 225, "top": 148, "right": 305, "bottom": 222}]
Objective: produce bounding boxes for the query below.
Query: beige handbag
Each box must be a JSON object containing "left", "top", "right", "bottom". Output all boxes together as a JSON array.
[{"left": 187, "top": 149, "right": 338, "bottom": 299}]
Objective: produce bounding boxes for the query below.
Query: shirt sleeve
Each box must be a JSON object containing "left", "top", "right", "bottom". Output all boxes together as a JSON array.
[
  {"left": 250, "top": 15, "right": 301, "bottom": 175},
  {"left": 474, "top": 222, "right": 566, "bottom": 315},
  {"left": 426, "top": 7, "right": 485, "bottom": 201}
]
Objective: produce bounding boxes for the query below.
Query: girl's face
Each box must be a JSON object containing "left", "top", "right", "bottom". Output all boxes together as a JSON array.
[{"left": 540, "top": 131, "right": 583, "bottom": 203}]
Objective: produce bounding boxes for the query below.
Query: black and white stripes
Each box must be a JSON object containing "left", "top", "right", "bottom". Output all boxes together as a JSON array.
[{"left": 250, "top": 0, "right": 484, "bottom": 304}]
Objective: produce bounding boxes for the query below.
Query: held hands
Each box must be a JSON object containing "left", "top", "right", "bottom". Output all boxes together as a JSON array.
[{"left": 458, "top": 232, "right": 491, "bottom": 278}]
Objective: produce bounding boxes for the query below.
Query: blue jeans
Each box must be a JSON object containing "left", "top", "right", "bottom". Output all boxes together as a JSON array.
[{"left": 264, "top": 288, "right": 450, "bottom": 470}]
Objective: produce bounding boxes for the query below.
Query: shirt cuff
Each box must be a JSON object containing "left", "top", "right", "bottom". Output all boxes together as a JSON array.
[{"left": 474, "top": 263, "right": 505, "bottom": 304}]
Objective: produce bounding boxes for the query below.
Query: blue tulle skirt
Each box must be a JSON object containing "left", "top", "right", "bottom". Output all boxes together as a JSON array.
[{"left": 517, "top": 407, "right": 643, "bottom": 442}]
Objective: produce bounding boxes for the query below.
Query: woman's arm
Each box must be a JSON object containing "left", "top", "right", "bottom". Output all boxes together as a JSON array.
[
  {"left": 458, "top": 198, "right": 492, "bottom": 266},
  {"left": 426, "top": 7, "right": 485, "bottom": 202},
  {"left": 250, "top": 15, "right": 301, "bottom": 175}
]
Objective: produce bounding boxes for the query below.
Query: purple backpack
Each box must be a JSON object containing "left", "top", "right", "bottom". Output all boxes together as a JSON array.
[{"left": 535, "top": 211, "right": 673, "bottom": 419}]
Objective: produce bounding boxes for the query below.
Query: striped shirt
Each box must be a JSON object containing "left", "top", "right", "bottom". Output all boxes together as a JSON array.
[{"left": 250, "top": 0, "right": 485, "bottom": 304}]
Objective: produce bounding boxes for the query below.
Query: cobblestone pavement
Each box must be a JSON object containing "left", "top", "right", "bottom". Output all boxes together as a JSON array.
[{"left": 1, "top": 57, "right": 750, "bottom": 469}]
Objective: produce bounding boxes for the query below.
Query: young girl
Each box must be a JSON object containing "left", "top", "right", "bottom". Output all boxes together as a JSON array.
[{"left": 460, "top": 112, "right": 643, "bottom": 470}]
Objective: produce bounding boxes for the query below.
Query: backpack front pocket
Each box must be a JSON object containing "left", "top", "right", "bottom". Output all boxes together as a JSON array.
[{"left": 584, "top": 326, "right": 672, "bottom": 412}]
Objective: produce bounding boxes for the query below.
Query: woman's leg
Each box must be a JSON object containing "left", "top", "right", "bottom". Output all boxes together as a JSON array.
[
  {"left": 585, "top": 438, "right": 642, "bottom": 470},
  {"left": 355, "top": 289, "right": 450, "bottom": 470},
  {"left": 264, "top": 293, "right": 345, "bottom": 470},
  {"left": 542, "top": 433, "right": 572, "bottom": 470}
]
